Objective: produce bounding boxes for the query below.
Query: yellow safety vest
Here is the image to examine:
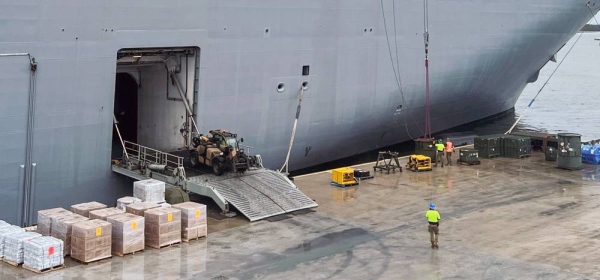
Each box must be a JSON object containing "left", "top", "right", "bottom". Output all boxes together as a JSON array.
[
  {"left": 426, "top": 210, "right": 441, "bottom": 223},
  {"left": 435, "top": 143, "right": 444, "bottom": 152}
]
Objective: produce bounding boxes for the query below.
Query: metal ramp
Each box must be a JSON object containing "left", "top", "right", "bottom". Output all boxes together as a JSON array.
[
  {"left": 112, "top": 141, "right": 317, "bottom": 222},
  {"left": 188, "top": 169, "right": 318, "bottom": 221}
]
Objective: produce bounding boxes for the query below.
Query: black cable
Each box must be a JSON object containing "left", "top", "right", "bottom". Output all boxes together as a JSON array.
[
  {"left": 506, "top": 7, "right": 588, "bottom": 133},
  {"left": 381, "top": 0, "right": 424, "bottom": 139},
  {"left": 392, "top": 0, "right": 425, "bottom": 136},
  {"left": 587, "top": 2, "right": 600, "bottom": 25}
]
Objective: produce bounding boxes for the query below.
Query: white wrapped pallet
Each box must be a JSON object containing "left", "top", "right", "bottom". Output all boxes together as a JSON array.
[
  {"left": 0, "top": 226, "right": 25, "bottom": 258},
  {"left": 116, "top": 196, "right": 142, "bottom": 211},
  {"left": 23, "top": 236, "right": 64, "bottom": 271},
  {"left": 4, "top": 231, "right": 42, "bottom": 264},
  {"left": 133, "top": 179, "right": 165, "bottom": 203}
]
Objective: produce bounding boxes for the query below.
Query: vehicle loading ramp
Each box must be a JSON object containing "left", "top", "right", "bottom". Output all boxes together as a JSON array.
[
  {"left": 188, "top": 169, "right": 318, "bottom": 221},
  {"left": 111, "top": 141, "right": 317, "bottom": 222}
]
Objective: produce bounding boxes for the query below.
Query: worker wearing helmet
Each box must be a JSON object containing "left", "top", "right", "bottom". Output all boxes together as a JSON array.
[
  {"left": 435, "top": 139, "right": 445, "bottom": 168},
  {"left": 426, "top": 203, "right": 441, "bottom": 249},
  {"left": 445, "top": 138, "right": 454, "bottom": 166}
]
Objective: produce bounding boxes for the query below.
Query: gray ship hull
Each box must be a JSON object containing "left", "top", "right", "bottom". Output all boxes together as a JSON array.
[{"left": 0, "top": 0, "right": 597, "bottom": 225}]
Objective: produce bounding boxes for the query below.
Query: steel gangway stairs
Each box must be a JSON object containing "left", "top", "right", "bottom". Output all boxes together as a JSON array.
[{"left": 111, "top": 141, "right": 318, "bottom": 221}]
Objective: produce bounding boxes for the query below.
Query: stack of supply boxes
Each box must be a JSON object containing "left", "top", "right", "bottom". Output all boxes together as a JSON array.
[
  {"left": 107, "top": 213, "right": 145, "bottom": 256},
  {"left": 70, "top": 220, "right": 112, "bottom": 263},
  {"left": 172, "top": 202, "right": 207, "bottom": 241},
  {"left": 144, "top": 208, "right": 181, "bottom": 249}
]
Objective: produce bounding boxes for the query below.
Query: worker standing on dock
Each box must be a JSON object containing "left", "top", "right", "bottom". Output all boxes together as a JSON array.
[
  {"left": 426, "top": 203, "right": 441, "bottom": 249},
  {"left": 435, "top": 140, "right": 445, "bottom": 167},
  {"left": 445, "top": 139, "right": 454, "bottom": 166}
]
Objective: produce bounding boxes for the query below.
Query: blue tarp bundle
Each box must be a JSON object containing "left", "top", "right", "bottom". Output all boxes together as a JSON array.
[{"left": 581, "top": 145, "right": 600, "bottom": 164}]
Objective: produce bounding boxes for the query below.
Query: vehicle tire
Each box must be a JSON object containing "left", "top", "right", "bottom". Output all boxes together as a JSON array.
[{"left": 212, "top": 159, "right": 224, "bottom": 176}]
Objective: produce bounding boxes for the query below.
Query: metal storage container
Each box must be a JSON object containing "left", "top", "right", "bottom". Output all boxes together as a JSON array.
[
  {"left": 414, "top": 139, "right": 437, "bottom": 151},
  {"left": 458, "top": 149, "right": 480, "bottom": 164},
  {"left": 502, "top": 135, "right": 531, "bottom": 158},
  {"left": 557, "top": 133, "right": 582, "bottom": 170},
  {"left": 414, "top": 139, "right": 437, "bottom": 164},
  {"left": 545, "top": 147, "right": 557, "bottom": 161},
  {"left": 474, "top": 135, "right": 502, "bottom": 158},
  {"left": 503, "top": 146, "right": 532, "bottom": 159}
]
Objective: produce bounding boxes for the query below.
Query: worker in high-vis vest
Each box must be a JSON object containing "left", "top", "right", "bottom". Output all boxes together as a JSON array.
[
  {"left": 435, "top": 140, "right": 445, "bottom": 167},
  {"left": 426, "top": 203, "right": 441, "bottom": 249},
  {"left": 445, "top": 138, "right": 454, "bottom": 166}
]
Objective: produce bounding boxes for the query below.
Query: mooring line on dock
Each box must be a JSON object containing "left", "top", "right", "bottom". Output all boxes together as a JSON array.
[{"left": 507, "top": 2, "right": 594, "bottom": 134}]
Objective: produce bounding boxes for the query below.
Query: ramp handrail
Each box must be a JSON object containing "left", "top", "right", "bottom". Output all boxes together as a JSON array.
[{"left": 123, "top": 141, "right": 183, "bottom": 169}]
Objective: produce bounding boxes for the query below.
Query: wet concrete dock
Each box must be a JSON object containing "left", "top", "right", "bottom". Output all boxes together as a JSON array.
[{"left": 3, "top": 150, "right": 600, "bottom": 279}]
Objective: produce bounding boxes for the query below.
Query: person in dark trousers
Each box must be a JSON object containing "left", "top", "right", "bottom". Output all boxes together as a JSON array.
[
  {"left": 435, "top": 140, "right": 445, "bottom": 167},
  {"left": 445, "top": 138, "right": 454, "bottom": 166},
  {"left": 426, "top": 203, "right": 441, "bottom": 249}
]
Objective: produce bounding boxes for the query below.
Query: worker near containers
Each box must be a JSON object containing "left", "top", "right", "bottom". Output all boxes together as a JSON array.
[
  {"left": 435, "top": 140, "right": 445, "bottom": 167},
  {"left": 426, "top": 203, "right": 441, "bottom": 249},
  {"left": 445, "top": 138, "right": 454, "bottom": 166}
]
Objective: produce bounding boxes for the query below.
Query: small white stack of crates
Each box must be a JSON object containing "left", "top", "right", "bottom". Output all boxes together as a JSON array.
[
  {"left": 3, "top": 232, "right": 42, "bottom": 265},
  {"left": 23, "top": 236, "right": 64, "bottom": 272},
  {"left": 0, "top": 222, "right": 25, "bottom": 259},
  {"left": 133, "top": 179, "right": 166, "bottom": 203}
]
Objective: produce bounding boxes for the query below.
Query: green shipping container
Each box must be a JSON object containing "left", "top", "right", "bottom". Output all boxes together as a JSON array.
[{"left": 459, "top": 149, "right": 480, "bottom": 163}]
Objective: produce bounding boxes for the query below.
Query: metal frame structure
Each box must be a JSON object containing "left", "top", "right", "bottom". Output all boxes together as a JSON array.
[{"left": 111, "top": 141, "right": 317, "bottom": 221}]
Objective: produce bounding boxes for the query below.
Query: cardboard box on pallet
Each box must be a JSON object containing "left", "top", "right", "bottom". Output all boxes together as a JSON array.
[
  {"left": 37, "top": 208, "right": 71, "bottom": 235},
  {"left": 50, "top": 214, "right": 88, "bottom": 256},
  {"left": 89, "top": 208, "right": 125, "bottom": 221},
  {"left": 182, "top": 225, "right": 207, "bottom": 241},
  {"left": 126, "top": 202, "right": 160, "bottom": 217},
  {"left": 50, "top": 213, "right": 87, "bottom": 235},
  {"left": 172, "top": 202, "right": 207, "bottom": 241},
  {"left": 144, "top": 208, "right": 181, "bottom": 248},
  {"left": 70, "top": 202, "right": 107, "bottom": 218},
  {"left": 70, "top": 220, "right": 112, "bottom": 263},
  {"left": 106, "top": 213, "right": 145, "bottom": 256}
]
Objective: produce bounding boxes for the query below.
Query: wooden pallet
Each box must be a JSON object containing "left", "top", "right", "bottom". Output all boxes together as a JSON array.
[
  {"left": 3, "top": 259, "right": 21, "bottom": 267},
  {"left": 182, "top": 235, "right": 207, "bottom": 243},
  {"left": 147, "top": 240, "right": 182, "bottom": 249},
  {"left": 506, "top": 154, "right": 531, "bottom": 159},
  {"left": 113, "top": 249, "right": 144, "bottom": 257},
  {"left": 457, "top": 160, "right": 481, "bottom": 166},
  {"left": 71, "top": 255, "right": 112, "bottom": 265},
  {"left": 330, "top": 182, "right": 359, "bottom": 188},
  {"left": 408, "top": 168, "right": 432, "bottom": 172},
  {"left": 23, "top": 264, "right": 65, "bottom": 274},
  {"left": 483, "top": 154, "right": 500, "bottom": 159},
  {"left": 556, "top": 166, "right": 584, "bottom": 171}
]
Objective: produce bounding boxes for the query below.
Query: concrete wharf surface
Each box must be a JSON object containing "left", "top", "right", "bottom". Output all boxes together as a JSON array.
[{"left": 2, "top": 150, "right": 600, "bottom": 280}]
